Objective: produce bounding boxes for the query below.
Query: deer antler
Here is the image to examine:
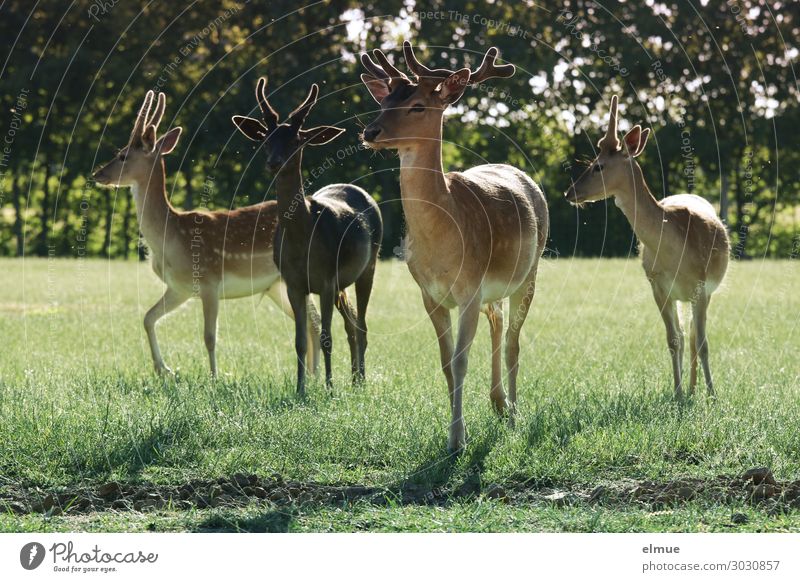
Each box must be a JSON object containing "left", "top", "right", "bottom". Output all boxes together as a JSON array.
[
  {"left": 129, "top": 90, "right": 154, "bottom": 146},
  {"left": 598, "top": 95, "right": 620, "bottom": 152},
  {"left": 467, "top": 47, "right": 515, "bottom": 86},
  {"left": 256, "top": 77, "right": 279, "bottom": 131},
  {"left": 289, "top": 84, "right": 319, "bottom": 129},
  {"left": 146, "top": 92, "right": 166, "bottom": 134},
  {"left": 402, "top": 41, "right": 514, "bottom": 86}
]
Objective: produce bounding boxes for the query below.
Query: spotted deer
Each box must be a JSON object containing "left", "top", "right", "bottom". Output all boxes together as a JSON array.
[
  {"left": 360, "top": 42, "right": 549, "bottom": 453},
  {"left": 93, "top": 90, "right": 321, "bottom": 376},
  {"left": 565, "top": 95, "right": 729, "bottom": 397},
  {"left": 232, "top": 78, "right": 382, "bottom": 396}
]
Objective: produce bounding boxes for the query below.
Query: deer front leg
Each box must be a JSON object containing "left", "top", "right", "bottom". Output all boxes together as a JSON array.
[
  {"left": 421, "top": 292, "right": 455, "bottom": 407},
  {"left": 143, "top": 288, "right": 189, "bottom": 375},
  {"left": 266, "top": 282, "right": 321, "bottom": 377},
  {"left": 286, "top": 287, "right": 309, "bottom": 397},
  {"left": 652, "top": 284, "right": 684, "bottom": 398},
  {"left": 335, "top": 289, "right": 360, "bottom": 384},
  {"left": 484, "top": 301, "right": 507, "bottom": 416},
  {"left": 449, "top": 297, "right": 482, "bottom": 454},
  {"left": 319, "top": 289, "right": 336, "bottom": 390},
  {"left": 692, "top": 291, "right": 715, "bottom": 397},
  {"left": 200, "top": 286, "right": 220, "bottom": 377}
]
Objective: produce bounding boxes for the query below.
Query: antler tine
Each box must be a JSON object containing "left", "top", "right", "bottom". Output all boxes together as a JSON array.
[
  {"left": 360, "top": 52, "right": 390, "bottom": 81},
  {"left": 402, "top": 41, "right": 453, "bottom": 80},
  {"left": 256, "top": 77, "right": 279, "bottom": 130},
  {"left": 146, "top": 92, "right": 166, "bottom": 134},
  {"left": 467, "top": 47, "right": 515, "bottom": 86},
  {"left": 289, "top": 84, "right": 319, "bottom": 128},
  {"left": 372, "top": 49, "right": 409, "bottom": 82},
  {"left": 129, "top": 90, "right": 154, "bottom": 146},
  {"left": 599, "top": 94, "right": 620, "bottom": 151}
]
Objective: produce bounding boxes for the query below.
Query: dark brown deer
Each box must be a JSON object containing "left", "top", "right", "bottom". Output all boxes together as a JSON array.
[
  {"left": 232, "top": 78, "right": 383, "bottom": 396},
  {"left": 360, "top": 43, "right": 549, "bottom": 453},
  {"left": 93, "top": 90, "right": 321, "bottom": 377}
]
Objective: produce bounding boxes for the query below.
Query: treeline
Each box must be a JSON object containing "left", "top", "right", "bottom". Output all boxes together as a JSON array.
[{"left": 0, "top": 0, "right": 798, "bottom": 260}]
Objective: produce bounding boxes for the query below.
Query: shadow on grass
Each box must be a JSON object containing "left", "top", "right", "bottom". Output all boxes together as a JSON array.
[
  {"left": 194, "top": 509, "right": 295, "bottom": 532},
  {"left": 524, "top": 388, "right": 689, "bottom": 453},
  {"left": 395, "top": 416, "right": 505, "bottom": 503}
]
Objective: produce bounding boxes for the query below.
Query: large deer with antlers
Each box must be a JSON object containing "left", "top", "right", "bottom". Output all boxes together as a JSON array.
[
  {"left": 360, "top": 42, "right": 549, "bottom": 453},
  {"left": 93, "top": 90, "right": 321, "bottom": 377},
  {"left": 232, "top": 78, "right": 382, "bottom": 396},
  {"left": 565, "top": 95, "right": 729, "bottom": 397}
]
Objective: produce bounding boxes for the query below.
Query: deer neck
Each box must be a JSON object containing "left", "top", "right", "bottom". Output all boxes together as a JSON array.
[
  {"left": 613, "top": 161, "right": 667, "bottom": 251},
  {"left": 275, "top": 151, "right": 310, "bottom": 236},
  {"left": 398, "top": 133, "right": 450, "bottom": 235},
  {"left": 131, "top": 158, "right": 176, "bottom": 246}
]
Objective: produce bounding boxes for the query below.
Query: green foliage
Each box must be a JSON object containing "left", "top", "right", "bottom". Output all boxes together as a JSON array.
[{"left": 0, "top": 1, "right": 797, "bottom": 258}]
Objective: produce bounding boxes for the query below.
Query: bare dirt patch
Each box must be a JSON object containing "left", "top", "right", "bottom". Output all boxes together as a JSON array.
[{"left": 2, "top": 467, "right": 799, "bottom": 517}]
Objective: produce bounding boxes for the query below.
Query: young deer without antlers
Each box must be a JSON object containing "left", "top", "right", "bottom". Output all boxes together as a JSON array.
[
  {"left": 565, "top": 95, "right": 729, "bottom": 397},
  {"left": 360, "top": 42, "right": 549, "bottom": 453},
  {"left": 93, "top": 90, "right": 321, "bottom": 376},
  {"left": 232, "top": 78, "right": 382, "bottom": 396}
]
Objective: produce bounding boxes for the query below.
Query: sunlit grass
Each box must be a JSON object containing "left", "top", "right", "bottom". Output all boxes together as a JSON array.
[{"left": 0, "top": 257, "right": 797, "bottom": 531}]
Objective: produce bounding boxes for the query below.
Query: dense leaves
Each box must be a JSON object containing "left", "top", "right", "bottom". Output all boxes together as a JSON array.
[{"left": 0, "top": 0, "right": 797, "bottom": 258}]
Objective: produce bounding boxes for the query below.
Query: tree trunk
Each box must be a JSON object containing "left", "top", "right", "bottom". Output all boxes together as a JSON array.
[
  {"left": 720, "top": 171, "right": 730, "bottom": 226},
  {"left": 37, "top": 162, "right": 52, "bottom": 256},
  {"left": 11, "top": 175, "right": 23, "bottom": 256},
  {"left": 122, "top": 193, "right": 132, "bottom": 259},
  {"left": 184, "top": 171, "right": 194, "bottom": 209},
  {"left": 102, "top": 189, "right": 113, "bottom": 257}
]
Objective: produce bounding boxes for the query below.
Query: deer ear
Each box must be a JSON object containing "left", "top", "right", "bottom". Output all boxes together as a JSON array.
[
  {"left": 155, "top": 127, "right": 182, "bottom": 155},
  {"left": 437, "top": 68, "right": 471, "bottom": 104},
  {"left": 231, "top": 115, "right": 269, "bottom": 141},
  {"left": 301, "top": 125, "right": 346, "bottom": 146},
  {"left": 623, "top": 125, "right": 648, "bottom": 157},
  {"left": 361, "top": 74, "right": 391, "bottom": 104}
]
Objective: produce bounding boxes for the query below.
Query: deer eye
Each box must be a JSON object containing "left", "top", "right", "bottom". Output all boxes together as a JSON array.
[
  {"left": 409, "top": 103, "right": 425, "bottom": 113},
  {"left": 592, "top": 164, "right": 603, "bottom": 172},
  {"left": 117, "top": 152, "right": 127, "bottom": 162}
]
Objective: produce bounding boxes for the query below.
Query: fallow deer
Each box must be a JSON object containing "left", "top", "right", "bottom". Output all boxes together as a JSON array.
[
  {"left": 565, "top": 95, "right": 729, "bottom": 397},
  {"left": 360, "top": 42, "right": 549, "bottom": 453},
  {"left": 93, "top": 90, "right": 321, "bottom": 377},
  {"left": 232, "top": 79, "right": 382, "bottom": 396}
]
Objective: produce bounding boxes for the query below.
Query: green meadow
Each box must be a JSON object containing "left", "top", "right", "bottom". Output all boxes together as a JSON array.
[{"left": 0, "top": 257, "right": 798, "bottom": 532}]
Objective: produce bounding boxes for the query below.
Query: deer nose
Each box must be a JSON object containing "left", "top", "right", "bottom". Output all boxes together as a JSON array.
[{"left": 362, "top": 125, "right": 382, "bottom": 142}]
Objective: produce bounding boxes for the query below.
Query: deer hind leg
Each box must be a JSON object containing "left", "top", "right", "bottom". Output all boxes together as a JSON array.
[
  {"left": 335, "top": 289, "right": 360, "bottom": 384},
  {"left": 506, "top": 271, "right": 539, "bottom": 420},
  {"left": 354, "top": 257, "right": 377, "bottom": 381},
  {"left": 483, "top": 301, "right": 508, "bottom": 416},
  {"left": 266, "top": 282, "right": 321, "bottom": 377},
  {"left": 652, "top": 284, "right": 684, "bottom": 398},
  {"left": 200, "top": 285, "right": 221, "bottom": 377},
  {"left": 692, "top": 290, "right": 715, "bottom": 397},
  {"left": 421, "top": 292, "right": 455, "bottom": 407},
  {"left": 143, "top": 288, "right": 189, "bottom": 376},
  {"left": 319, "top": 289, "right": 336, "bottom": 390},
  {"left": 689, "top": 313, "right": 698, "bottom": 394}
]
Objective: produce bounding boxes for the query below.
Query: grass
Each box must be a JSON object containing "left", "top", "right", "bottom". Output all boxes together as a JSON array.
[{"left": 0, "top": 256, "right": 798, "bottom": 532}]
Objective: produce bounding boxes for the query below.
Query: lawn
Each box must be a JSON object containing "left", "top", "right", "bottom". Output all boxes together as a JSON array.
[{"left": 0, "top": 257, "right": 798, "bottom": 532}]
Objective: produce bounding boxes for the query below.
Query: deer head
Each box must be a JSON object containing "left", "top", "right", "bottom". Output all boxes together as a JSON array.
[
  {"left": 565, "top": 95, "right": 651, "bottom": 205},
  {"left": 93, "top": 91, "right": 183, "bottom": 187},
  {"left": 232, "top": 77, "right": 345, "bottom": 172},
  {"left": 360, "top": 41, "right": 515, "bottom": 148}
]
